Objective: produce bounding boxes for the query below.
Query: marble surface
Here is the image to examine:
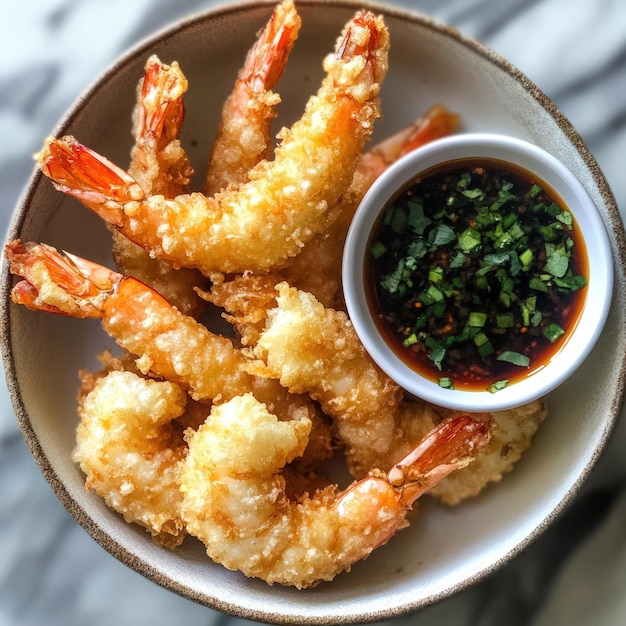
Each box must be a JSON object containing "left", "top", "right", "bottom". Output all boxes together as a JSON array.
[{"left": 1, "top": 0, "right": 625, "bottom": 624}]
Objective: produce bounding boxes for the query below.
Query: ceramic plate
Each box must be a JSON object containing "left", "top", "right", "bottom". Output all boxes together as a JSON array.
[{"left": 2, "top": 1, "right": 625, "bottom": 624}]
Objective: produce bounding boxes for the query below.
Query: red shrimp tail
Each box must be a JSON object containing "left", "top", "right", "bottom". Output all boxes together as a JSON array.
[
  {"left": 141, "top": 57, "right": 187, "bottom": 144},
  {"left": 36, "top": 136, "right": 144, "bottom": 226},
  {"left": 245, "top": 0, "right": 301, "bottom": 93},
  {"left": 4, "top": 240, "right": 118, "bottom": 318},
  {"left": 389, "top": 414, "right": 492, "bottom": 506},
  {"left": 399, "top": 104, "right": 461, "bottom": 157},
  {"left": 334, "top": 10, "right": 388, "bottom": 87}
]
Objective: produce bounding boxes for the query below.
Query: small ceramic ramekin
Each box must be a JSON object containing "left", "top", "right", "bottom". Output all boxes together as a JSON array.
[{"left": 343, "top": 133, "right": 613, "bottom": 411}]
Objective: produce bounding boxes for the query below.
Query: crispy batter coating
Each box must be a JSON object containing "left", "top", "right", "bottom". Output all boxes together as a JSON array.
[
  {"left": 245, "top": 281, "right": 547, "bottom": 503},
  {"left": 73, "top": 370, "right": 190, "bottom": 547},
  {"left": 36, "top": 12, "right": 389, "bottom": 275},
  {"left": 248, "top": 282, "right": 404, "bottom": 476},
  {"left": 204, "top": 0, "right": 301, "bottom": 195},
  {"left": 113, "top": 55, "right": 206, "bottom": 317},
  {"left": 180, "top": 393, "right": 490, "bottom": 587},
  {"left": 5, "top": 2, "right": 551, "bottom": 589}
]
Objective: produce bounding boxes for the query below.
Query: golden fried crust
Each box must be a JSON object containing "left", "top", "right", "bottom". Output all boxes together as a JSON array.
[{"left": 73, "top": 370, "right": 189, "bottom": 547}]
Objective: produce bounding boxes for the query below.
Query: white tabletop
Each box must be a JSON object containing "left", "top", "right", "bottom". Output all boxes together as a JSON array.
[{"left": 1, "top": 1, "right": 625, "bottom": 625}]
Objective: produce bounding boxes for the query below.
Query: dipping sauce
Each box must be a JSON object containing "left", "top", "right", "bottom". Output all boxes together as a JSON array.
[{"left": 366, "top": 158, "right": 588, "bottom": 392}]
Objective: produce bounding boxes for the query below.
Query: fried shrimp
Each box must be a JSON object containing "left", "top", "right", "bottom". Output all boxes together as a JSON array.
[
  {"left": 207, "top": 104, "right": 460, "bottom": 310},
  {"left": 112, "top": 54, "right": 207, "bottom": 316},
  {"left": 245, "top": 282, "right": 547, "bottom": 502},
  {"left": 428, "top": 400, "right": 547, "bottom": 505},
  {"left": 36, "top": 11, "right": 389, "bottom": 275},
  {"left": 282, "top": 104, "right": 460, "bottom": 307},
  {"left": 180, "top": 393, "right": 491, "bottom": 588},
  {"left": 5, "top": 1, "right": 552, "bottom": 587},
  {"left": 6, "top": 240, "right": 252, "bottom": 401},
  {"left": 204, "top": 0, "right": 301, "bottom": 195},
  {"left": 352, "top": 103, "right": 460, "bottom": 189},
  {"left": 247, "top": 281, "right": 406, "bottom": 476},
  {"left": 74, "top": 369, "right": 189, "bottom": 547},
  {"left": 6, "top": 240, "right": 335, "bottom": 471}
]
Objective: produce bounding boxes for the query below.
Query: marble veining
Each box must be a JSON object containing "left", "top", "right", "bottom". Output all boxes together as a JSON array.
[{"left": 1, "top": 0, "right": 625, "bottom": 624}]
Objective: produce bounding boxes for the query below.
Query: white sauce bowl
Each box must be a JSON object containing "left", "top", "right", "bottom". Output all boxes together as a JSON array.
[{"left": 343, "top": 133, "right": 614, "bottom": 411}]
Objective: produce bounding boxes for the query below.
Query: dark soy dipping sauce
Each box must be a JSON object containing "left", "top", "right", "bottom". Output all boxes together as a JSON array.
[{"left": 366, "top": 157, "right": 589, "bottom": 392}]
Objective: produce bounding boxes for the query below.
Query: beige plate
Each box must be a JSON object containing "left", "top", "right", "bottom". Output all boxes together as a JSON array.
[{"left": 1, "top": 1, "right": 625, "bottom": 624}]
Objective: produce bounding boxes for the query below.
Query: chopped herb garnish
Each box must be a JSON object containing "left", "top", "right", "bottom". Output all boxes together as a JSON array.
[
  {"left": 367, "top": 158, "right": 587, "bottom": 390},
  {"left": 449, "top": 250, "right": 467, "bottom": 269},
  {"left": 468, "top": 311, "right": 487, "bottom": 328},
  {"left": 462, "top": 187, "right": 486, "bottom": 201},
  {"left": 407, "top": 201, "right": 431, "bottom": 234},
  {"left": 544, "top": 245, "right": 570, "bottom": 278},
  {"left": 403, "top": 333, "right": 418, "bottom": 347},
  {"left": 543, "top": 323, "right": 565, "bottom": 343},
  {"left": 557, "top": 210, "right": 573, "bottom": 227},
  {"left": 370, "top": 241, "right": 387, "bottom": 259},
  {"left": 497, "top": 351, "right": 530, "bottom": 367},
  {"left": 379, "top": 258, "right": 404, "bottom": 294},
  {"left": 489, "top": 380, "right": 509, "bottom": 393},
  {"left": 458, "top": 227, "right": 481, "bottom": 253},
  {"left": 432, "top": 223, "right": 457, "bottom": 246}
]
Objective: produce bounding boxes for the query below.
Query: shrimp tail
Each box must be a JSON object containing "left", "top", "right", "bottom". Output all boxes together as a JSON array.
[
  {"left": 36, "top": 136, "right": 145, "bottom": 226},
  {"left": 130, "top": 55, "right": 194, "bottom": 198},
  {"left": 5, "top": 240, "right": 119, "bottom": 318},
  {"left": 204, "top": 0, "right": 300, "bottom": 195},
  {"left": 387, "top": 414, "right": 492, "bottom": 507},
  {"left": 335, "top": 10, "right": 387, "bottom": 87},
  {"left": 336, "top": 414, "right": 491, "bottom": 555},
  {"left": 138, "top": 56, "right": 187, "bottom": 144},
  {"left": 398, "top": 103, "right": 461, "bottom": 157},
  {"left": 244, "top": 0, "right": 300, "bottom": 94},
  {"left": 366, "top": 103, "right": 460, "bottom": 170}
]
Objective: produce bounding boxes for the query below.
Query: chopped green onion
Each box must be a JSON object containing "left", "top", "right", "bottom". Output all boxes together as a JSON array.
[
  {"left": 370, "top": 241, "right": 387, "bottom": 259},
  {"left": 478, "top": 342, "right": 495, "bottom": 357},
  {"left": 519, "top": 248, "right": 533, "bottom": 268},
  {"left": 502, "top": 212, "right": 518, "bottom": 230},
  {"left": 428, "top": 266, "right": 444, "bottom": 284},
  {"left": 489, "top": 380, "right": 509, "bottom": 393},
  {"left": 473, "top": 332, "right": 489, "bottom": 347},
  {"left": 497, "top": 351, "right": 530, "bottom": 367},
  {"left": 426, "top": 284, "right": 444, "bottom": 302},
  {"left": 468, "top": 311, "right": 487, "bottom": 328},
  {"left": 403, "top": 333, "right": 418, "bottom": 347},
  {"left": 543, "top": 323, "right": 565, "bottom": 343},
  {"left": 369, "top": 160, "right": 586, "bottom": 390},
  {"left": 529, "top": 277, "right": 548, "bottom": 292},
  {"left": 496, "top": 313, "right": 515, "bottom": 328},
  {"left": 457, "top": 227, "right": 481, "bottom": 253},
  {"left": 438, "top": 377, "right": 454, "bottom": 390}
]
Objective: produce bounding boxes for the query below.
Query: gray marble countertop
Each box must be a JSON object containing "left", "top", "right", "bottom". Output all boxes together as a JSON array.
[{"left": 1, "top": 1, "right": 625, "bottom": 624}]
